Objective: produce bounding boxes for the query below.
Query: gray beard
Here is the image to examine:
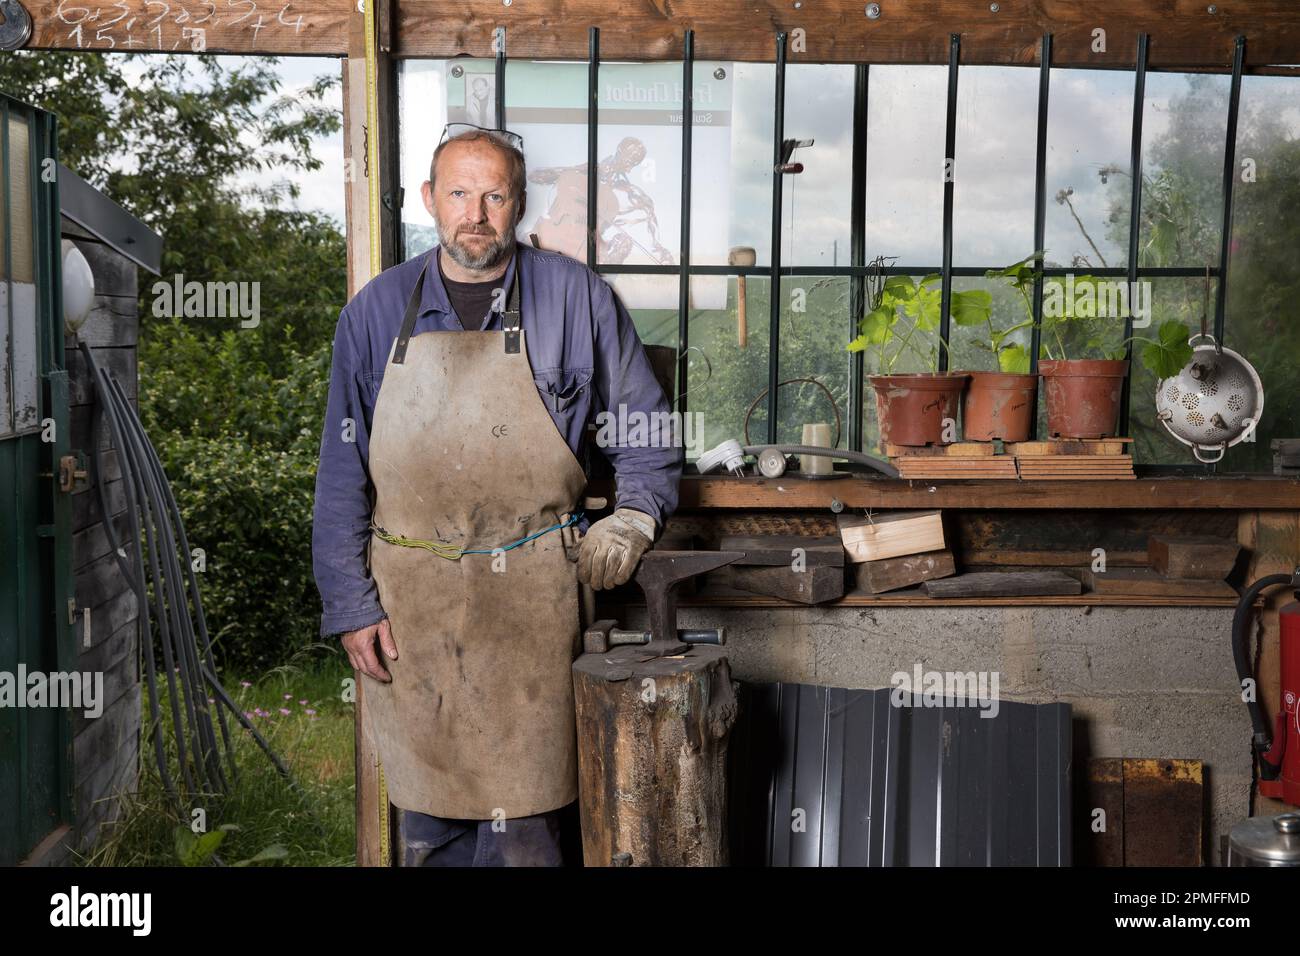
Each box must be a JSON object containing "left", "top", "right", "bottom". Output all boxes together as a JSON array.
[{"left": 437, "top": 221, "right": 516, "bottom": 271}]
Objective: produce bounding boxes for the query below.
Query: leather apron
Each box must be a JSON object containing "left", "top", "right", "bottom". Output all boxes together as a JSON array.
[{"left": 363, "top": 254, "right": 587, "bottom": 819}]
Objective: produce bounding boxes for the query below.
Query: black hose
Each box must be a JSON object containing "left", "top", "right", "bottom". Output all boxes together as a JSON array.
[
  {"left": 78, "top": 341, "right": 297, "bottom": 808},
  {"left": 82, "top": 341, "right": 179, "bottom": 806},
  {"left": 741, "top": 444, "right": 901, "bottom": 479},
  {"left": 1232, "top": 571, "right": 1296, "bottom": 768}
]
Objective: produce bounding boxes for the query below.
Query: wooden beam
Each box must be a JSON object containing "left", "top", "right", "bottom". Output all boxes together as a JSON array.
[
  {"left": 27, "top": 1, "right": 351, "bottom": 55},
  {"left": 23, "top": 1, "right": 1300, "bottom": 67},
  {"left": 648, "top": 476, "right": 1300, "bottom": 511},
  {"left": 393, "top": 0, "right": 1300, "bottom": 69}
]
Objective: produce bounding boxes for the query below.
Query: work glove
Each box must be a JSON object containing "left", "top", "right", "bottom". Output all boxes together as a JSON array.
[{"left": 577, "top": 508, "right": 656, "bottom": 590}]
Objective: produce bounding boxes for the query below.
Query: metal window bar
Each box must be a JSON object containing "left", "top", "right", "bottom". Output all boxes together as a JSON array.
[
  {"left": 587, "top": 27, "right": 599, "bottom": 271},
  {"left": 848, "top": 64, "right": 869, "bottom": 452},
  {"left": 495, "top": 30, "right": 507, "bottom": 129},
  {"left": 1215, "top": 35, "right": 1246, "bottom": 346},
  {"left": 596, "top": 263, "right": 1218, "bottom": 278},
  {"left": 766, "top": 32, "right": 788, "bottom": 445},
  {"left": 1030, "top": 34, "right": 1052, "bottom": 400},
  {"left": 3, "top": 99, "right": 11, "bottom": 438},
  {"left": 938, "top": 33, "right": 960, "bottom": 373},
  {"left": 677, "top": 31, "right": 695, "bottom": 411},
  {"left": 1119, "top": 33, "right": 1149, "bottom": 438}
]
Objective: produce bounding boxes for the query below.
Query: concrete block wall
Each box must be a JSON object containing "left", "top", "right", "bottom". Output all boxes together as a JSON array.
[{"left": 624, "top": 604, "right": 1250, "bottom": 859}]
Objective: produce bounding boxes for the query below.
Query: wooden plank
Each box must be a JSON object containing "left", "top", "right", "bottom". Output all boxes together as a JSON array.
[
  {"left": 717, "top": 534, "right": 844, "bottom": 567},
  {"left": 886, "top": 441, "right": 993, "bottom": 458},
  {"left": 838, "top": 510, "right": 945, "bottom": 562},
  {"left": 854, "top": 549, "right": 956, "bottom": 594},
  {"left": 63, "top": 295, "right": 139, "bottom": 349},
  {"left": 1007, "top": 440, "right": 1129, "bottom": 456},
  {"left": 71, "top": 240, "right": 138, "bottom": 297},
  {"left": 29, "top": 1, "right": 352, "bottom": 55},
  {"left": 605, "top": 589, "right": 1241, "bottom": 609},
  {"left": 66, "top": 346, "right": 137, "bottom": 408},
  {"left": 1084, "top": 568, "right": 1238, "bottom": 599},
  {"left": 1148, "top": 534, "right": 1240, "bottom": 580},
  {"left": 633, "top": 476, "right": 1300, "bottom": 510},
  {"left": 923, "top": 571, "right": 1082, "bottom": 598},
  {"left": 393, "top": 0, "right": 1300, "bottom": 69},
  {"left": 714, "top": 564, "right": 845, "bottom": 605}
]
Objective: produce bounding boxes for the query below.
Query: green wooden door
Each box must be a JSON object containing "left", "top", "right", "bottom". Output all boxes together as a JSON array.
[{"left": 0, "top": 95, "right": 73, "bottom": 866}]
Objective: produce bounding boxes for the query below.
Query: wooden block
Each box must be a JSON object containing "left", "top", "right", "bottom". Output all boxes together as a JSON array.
[
  {"left": 895, "top": 457, "right": 1018, "bottom": 479},
  {"left": 1084, "top": 568, "right": 1239, "bottom": 599},
  {"left": 1148, "top": 535, "right": 1241, "bottom": 580},
  {"left": 923, "top": 570, "right": 1082, "bottom": 598},
  {"left": 838, "top": 511, "right": 945, "bottom": 563},
  {"left": 718, "top": 534, "right": 844, "bottom": 568},
  {"left": 855, "top": 549, "right": 957, "bottom": 594},
  {"left": 719, "top": 564, "right": 845, "bottom": 604},
  {"left": 886, "top": 441, "right": 994, "bottom": 458}
]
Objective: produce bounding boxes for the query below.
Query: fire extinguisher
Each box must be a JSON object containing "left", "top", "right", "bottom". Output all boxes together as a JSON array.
[{"left": 1234, "top": 569, "right": 1300, "bottom": 807}]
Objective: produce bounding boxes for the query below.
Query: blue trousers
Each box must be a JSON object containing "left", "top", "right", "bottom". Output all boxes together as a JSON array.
[{"left": 399, "top": 806, "right": 566, "bottom": 867}]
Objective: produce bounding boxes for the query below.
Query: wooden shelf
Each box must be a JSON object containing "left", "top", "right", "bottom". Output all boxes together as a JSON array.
[
  {"left": 604, "top": 587, "right": 1243, "bottom": 611},
  {"left": 657, "top": 474, "right": 1300, "bottom": 511}
]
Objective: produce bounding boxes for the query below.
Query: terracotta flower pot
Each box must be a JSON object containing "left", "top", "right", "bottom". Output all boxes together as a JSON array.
[
  {"left": 1038, "top": 359, "right": 1128, "bottom": 439},
  {"left": 869, "top": 372, "right": 969, "bottom": 447},
  {"left": 960, "top": 371, "right": 1038, "bottom": 442}
]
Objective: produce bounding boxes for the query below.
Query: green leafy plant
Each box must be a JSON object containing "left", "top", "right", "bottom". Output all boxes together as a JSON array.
[
  {"left": 987, "top": 252, "right": 1193, "bottom": 377},
  {"left": 848, "top": 257, "right": 993, "bottom": 372}
]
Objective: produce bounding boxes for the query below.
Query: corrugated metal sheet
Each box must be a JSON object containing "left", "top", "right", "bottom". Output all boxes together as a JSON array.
[{"left": 728, "top": 683, "right": 1072, "bottom": 866}]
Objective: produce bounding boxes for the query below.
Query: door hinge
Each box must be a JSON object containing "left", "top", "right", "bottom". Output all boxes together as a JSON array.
[{"left": 58, "top": 453, "right": 87, "bottom": 492}]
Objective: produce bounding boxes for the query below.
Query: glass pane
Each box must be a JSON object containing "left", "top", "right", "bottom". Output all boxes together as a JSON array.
[
  {"left": 771, "top": 276, "right": 850, "bottom": 450},
  {"left": 7, "top": 113, "right": 37, "bottom": 434},
  {"left": 594, "top": 63, "right": 683, "bottom": 267},
  {"left": 1139, "top": 72, "right": 1230, "bottom": 268},
  {"left": 686, "top": 275, "right": 771, "bottom": 460},
  {"left": 398, "top": 59, "right": 455, "bottom": 260},
  {"left": 947, "top": 276, "right": 1035, "bottom": 375},
  {"left": 1129, "top": 277, "right": 1215, "bottom": 465},
  {"left": 510, "top": 59, "right": 590, "bottom": 264},
  {"left": 1221, "top": 74, "right": 1300, "bottom": 472},
  {"left": 779, "top": 65, "right": 854, "bottom": 268},
  {"left": 864, "top": 66, "right": 946, "bottom": 266},
  {"left": 692, "top": 62, "right": 772, "bottom": 267},
  {"left": 1045, "top": 68, "right": 1133, "bottom": 270},
  {"left": 953, "top": 65, "right": 1039, "bottom": 267}
]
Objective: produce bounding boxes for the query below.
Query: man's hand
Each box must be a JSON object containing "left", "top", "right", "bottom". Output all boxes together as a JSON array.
[
  {"left": 577, "top": 508, "right": 655, "bottom": 590},
  {"left": 342, "top": 618, "right": 398, "bottom": 683}
]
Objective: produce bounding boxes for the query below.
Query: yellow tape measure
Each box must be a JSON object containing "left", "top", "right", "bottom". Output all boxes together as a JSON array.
[{"left": 362, "top": 0, "right": 392, "bottom": 866}]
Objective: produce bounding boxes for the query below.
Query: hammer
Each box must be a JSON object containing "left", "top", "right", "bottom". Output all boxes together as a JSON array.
[{"left": 728, "top": 246, "right": 756, "bottom": 348}]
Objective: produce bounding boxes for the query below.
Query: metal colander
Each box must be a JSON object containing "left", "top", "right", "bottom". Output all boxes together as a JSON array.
[{"left": 1155, "top": 333, "right": 1264, "bottom": 463}]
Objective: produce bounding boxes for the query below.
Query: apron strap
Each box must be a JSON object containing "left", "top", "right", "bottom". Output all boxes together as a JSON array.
[
  {"left": 392, "top": 256, "right": 430, "bottom": 366},
  {"left": 392, "top": 251, "right": 522, "bottom": 365},
  {"left": 501, "top": 263, "right": 522, "bottom": 354}
]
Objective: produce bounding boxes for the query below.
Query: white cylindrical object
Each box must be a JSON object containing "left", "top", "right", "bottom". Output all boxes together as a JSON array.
[
  {"left": 62, "top": 240, "right": 96, "bottom": 334},
  {"left": 800, "top": 423, "right": 833, "bottom": 476}
]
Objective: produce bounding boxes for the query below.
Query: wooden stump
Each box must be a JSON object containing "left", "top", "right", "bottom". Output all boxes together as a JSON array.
[{"left": 572, "top": 645, "right": 738, "bottom": 866}]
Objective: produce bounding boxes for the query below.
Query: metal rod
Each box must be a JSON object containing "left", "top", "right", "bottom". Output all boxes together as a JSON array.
[
  {"left": 1119, "top": 34, "right": 1149, "bottom": 436},
  {"left": 1030, "top": 34, "right": 1052, "bottom": 388},
  {"left": 494, "top": 28, "right": 507, "bottom": 129},
  {"left": 849, "top": 64, "right": 869, "bottom": 451},
  {"left": 766, "top": 32, "right": 788, "bottom": 445},
  {"left": 3, "top": 100, "right": 12, "bottom": 436},
  {"left": 677, "top": 30, "right": 695, "bottom": 412},
  {"left": 587, "top": 27, "right": 599, "bottom": 270},
  {"left": 938, "top": 33, "right": 960, "bottom": 373},
  {"left": 1215, "top": 35, "right": 1246, "bottom": 346}
]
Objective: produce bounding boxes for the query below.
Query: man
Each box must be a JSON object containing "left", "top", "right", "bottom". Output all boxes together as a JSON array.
[{"left": 312, "top": 124, "right": 681, "bottom": 866}]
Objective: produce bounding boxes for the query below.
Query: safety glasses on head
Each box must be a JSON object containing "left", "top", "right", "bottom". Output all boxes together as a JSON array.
[{"left": 440, "top": 123, "right": 525, "bottom": 152}]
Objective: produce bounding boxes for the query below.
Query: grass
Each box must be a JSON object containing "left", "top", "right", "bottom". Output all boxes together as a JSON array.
[{"left": 77, "top": 644, "right": 356, "bottom": 867}]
